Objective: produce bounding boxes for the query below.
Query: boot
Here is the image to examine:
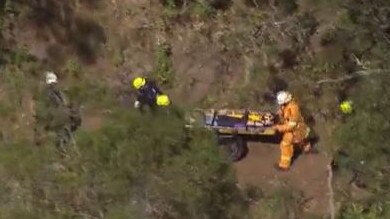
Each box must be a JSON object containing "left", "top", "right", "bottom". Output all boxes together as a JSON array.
[
  {"left": 305, "top": 148, "right": 319, "bottom": 154},
  {"left": 274, "top": 163, "right": 290, "bottom": 171},
  {"left": 302, "top": 142, "right": 318, "bottom": 154}
]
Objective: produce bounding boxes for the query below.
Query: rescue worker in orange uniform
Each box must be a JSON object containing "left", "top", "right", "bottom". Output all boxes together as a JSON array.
[{"left": 272, "top": 91, "right": 312, "bottom": 171}]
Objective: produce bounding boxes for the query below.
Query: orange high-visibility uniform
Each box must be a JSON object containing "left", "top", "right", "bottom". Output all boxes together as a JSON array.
[{"left": 275, "top": 99, "right": 311, "bottom": 169}]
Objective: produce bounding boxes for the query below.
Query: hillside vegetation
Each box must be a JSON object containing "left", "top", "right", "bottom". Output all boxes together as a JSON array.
[{"left": 0, "top": 0, "right": 389, "bottom": 218}]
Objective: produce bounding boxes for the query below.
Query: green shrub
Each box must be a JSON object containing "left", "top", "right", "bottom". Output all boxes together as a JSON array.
[
  {"left": 0, "top": 108, "right": 248, "bottom": 218},
  {"left": 333, "top": 73, "right": 390, "bottom": 217},
  {"left": 66, "top": 78, "right": 114, "bottom": 107},
  {"left": 2, "top": 67, "right": 31, "bottom": 108},
  {"left": 340, "top": 201, "right": 389, "bottom": 219},
  {"left": 9, "top": 48, "right": 36, "bottom": 67},
  {"left": 192, "top": 1, "right": 215, "bottom": 18},
  {"left": 250, "top": 188, "right": 304, "bottom": 219},
  {"left": 335, "top": 74, "right": 390, "bottom": 169},
  {"left": 73, "top": 109, "right": 247, "bottom": 218},
  {"left": 63, "top": 58, "right": 82, "bottom": 78},
  {"left": 153, "top": 43, "right": 175, "bottom": 88}
]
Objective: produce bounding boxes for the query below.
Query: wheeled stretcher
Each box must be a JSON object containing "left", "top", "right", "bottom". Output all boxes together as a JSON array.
[
  {"left": 200, "top": 109, "right": 276, "bottom": 135},
  {"left": 186, "top": 109, "right": 278, "bottom": 161}
]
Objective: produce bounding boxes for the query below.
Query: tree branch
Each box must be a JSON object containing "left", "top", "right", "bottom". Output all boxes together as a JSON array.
[
  {"left": 316, "top": 69, "right": 390, "bottom": 85},
  {"left": 327, "top": 164, "right": 335, "bottom": 219}
]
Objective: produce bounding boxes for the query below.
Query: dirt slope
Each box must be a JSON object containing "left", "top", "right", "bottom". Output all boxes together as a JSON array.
[{"left": 234, "top": 141, "right": 330, "bottom": 216}]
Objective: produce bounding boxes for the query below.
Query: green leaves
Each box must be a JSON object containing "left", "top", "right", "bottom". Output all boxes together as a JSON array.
[
  {"left": 64, "top": 109, "right": 246, "bottom": 218},
  {"left": 153, "top": 43, "right": 175, "bottom": 88},
  {"left": 0, "top": 104, "right": 247, "bottom": 218},
  {"left": 335, "top": 74, "right": 390, "bottom": 217}
]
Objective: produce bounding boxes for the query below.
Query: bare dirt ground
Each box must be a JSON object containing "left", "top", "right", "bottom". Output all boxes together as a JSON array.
[{"left": 234, "top": 130, "right": 332, "bottom": 216}]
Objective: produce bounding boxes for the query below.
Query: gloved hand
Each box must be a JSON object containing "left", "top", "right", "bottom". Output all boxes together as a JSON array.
[
  {"left": 134, "top": 101, "right": 140, "bottom": 108},
  {"left": 272, "top": 125, "right": 280, "bottom": 132}
]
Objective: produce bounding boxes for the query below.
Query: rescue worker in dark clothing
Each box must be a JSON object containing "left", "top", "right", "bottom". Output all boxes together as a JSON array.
[
  {"left": 132, "top": 77, "right": 170, "bottom": 111},
  {"left": 35, "top": 71, "right": 81, "bottom": 155}
]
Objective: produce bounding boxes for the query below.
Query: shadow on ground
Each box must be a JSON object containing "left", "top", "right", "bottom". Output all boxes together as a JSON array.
[
  {"left": 216, "top": 127, "right": 319, "bottom": 162},
  {"left": 233, "top": 138, "right": 330, "bottom": 216}
]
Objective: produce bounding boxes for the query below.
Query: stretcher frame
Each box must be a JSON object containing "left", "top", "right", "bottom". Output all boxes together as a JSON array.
[{"left": 187, "top": 109, "right": 277, "bottom": 136}]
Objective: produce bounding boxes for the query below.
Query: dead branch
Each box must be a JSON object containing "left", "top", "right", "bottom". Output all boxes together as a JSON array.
[
  {"left": 70, "top": 131, "right": 80, "bottom": 156},
  {"left": 327, "top": 164, "right": 335, "bottom": 219},
  {"left": 316, "top": 69, "right": 390, "bottom": 85},
  {"left": 251, "top": 14, "right": 303, "bottom": 47},
  {"left": 251, "top": 0, "right": 260, "bottom": 8},
  {"left": 351, "top": 54, "right": 367, "bottom": 69}
]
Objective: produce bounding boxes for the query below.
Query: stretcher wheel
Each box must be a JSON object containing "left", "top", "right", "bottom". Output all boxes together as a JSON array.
[{"left": 218, "top": 135, "right": 247, "bottom": 161}]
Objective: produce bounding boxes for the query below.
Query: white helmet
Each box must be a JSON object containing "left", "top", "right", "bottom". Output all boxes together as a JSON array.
[
  {"left": 45, "top": 71, "right": 58, "bottom": 85},
  {"left": 276, "top": 91, "right": 292, "bottom": 105}
]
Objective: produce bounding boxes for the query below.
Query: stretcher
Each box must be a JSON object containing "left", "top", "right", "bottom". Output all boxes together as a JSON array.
[
  {"left": 187, "top": 109, "right": 277, "bottom": 136},
  {"left": 186, "top": 109, "right": 277, "bottom": 161}
]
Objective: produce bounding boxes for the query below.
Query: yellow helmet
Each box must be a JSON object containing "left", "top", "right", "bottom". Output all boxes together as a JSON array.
[
  {"left": 156, "top": 94, "right": 170, "bottom": 106},
  {"left": 339, "top": 100, "right": 353, "bottom": 114},
  {"left": 132, "top": 77, "right": 146, "bottom": 89}
]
